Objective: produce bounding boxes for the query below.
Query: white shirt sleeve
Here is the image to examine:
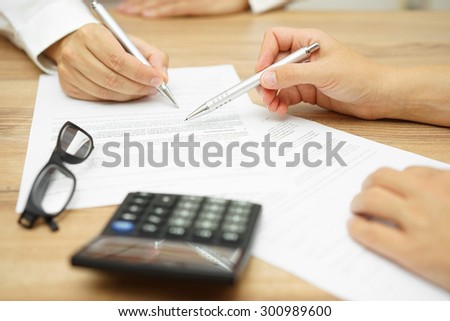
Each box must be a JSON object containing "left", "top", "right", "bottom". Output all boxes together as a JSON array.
[
  {"left": 0, "top": 0, "right": 98, "bottom": 74},
  {"left": 248, "top": 0, "right": 291, "bottom": 13}
]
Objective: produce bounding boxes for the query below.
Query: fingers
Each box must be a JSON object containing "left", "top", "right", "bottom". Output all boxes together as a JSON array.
[
  {"left": 349, "top": 167, "right": 420, "bottom": 229},
  {"left": 403, "top": 166, "right": 441, "bottom": 179},
  {"left": 118, "top": 0, "right": 155, "bottom": 15},
  {"left": 348, "top": 215, "right": 407, "bottom": 263},
  {"left": 62, "top": 47, "right": 154, "bottom": 97},
  {"left": 261, "top": 62, "right": 323, "bottom": 91},
  {"left": 351, "top": 186, "right": 409, "bottom": 228},
  {"left": 350, "top": 167, "right": 450, "bottom": 291},
  {"left": 256, "top": 28, "right": 327, "bottom": 113},
  {"left": 144, "top": 2, "right": 191, "bottom": 18},
  {"left": 256, "top": 27, "right": 323, "bottom": 72},
  {"left": 260, "top": 83, "right": 317, "bottom": 115},
  {"left": 56, "top": 24, "right": 167, "bottom": 101},
  {"left": 362, "top": 167, "right": 421, "bottom": 197},
  {"left": 118, "top": 0, "right": 196, "bottom": 18},
  {"left": 59, "top": 65, "right": 157, "bottom": 101},
  {"left": 131, "top": 36, "right": 169, "bottom": 81},
  {"left": 348, "top": 166, "right": 433, "bottom": 257},
  {"left": 350, "top": 166, "right": 450, "bottom": 229},
  {"left": 260, "top": 87, "right": 291, "bottom": 114},
  {"left": 83, "top": 26, "right": 163, "bottom": 87},
  {"left": 118, "top": 0, "right": 249, "bottom": 17}
]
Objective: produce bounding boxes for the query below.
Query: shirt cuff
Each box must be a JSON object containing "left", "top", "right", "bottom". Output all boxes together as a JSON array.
[
  {"left": 248, "top": 0, "right": 290, "bottom": 13},
  {"left": 17, "top": 0, "right": 98, "bottom": 74}
]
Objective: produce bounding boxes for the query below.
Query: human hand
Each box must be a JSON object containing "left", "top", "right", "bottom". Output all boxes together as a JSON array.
[
  {"left": 117, "top": 0, "right": 248, "bottom": 18},
  {"left": 348, "top": 166, "right": 450, "bottom": 291},
  {"left": 255, "top": 27, "right": 396, "bottom": 118},
  {"left": 44, "top": 23, "right": 168, "bottom": 101}
]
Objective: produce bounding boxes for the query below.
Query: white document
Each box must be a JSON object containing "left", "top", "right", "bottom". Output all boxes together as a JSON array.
[
  {"left": 231, "top": 107, "right": 450, "bottom": 300},
  {"left": 16, "top": 65, "right": 282, "bottom": 212},
  {"left": 18, "top": 64, "right": 450, "bottom": 300}
]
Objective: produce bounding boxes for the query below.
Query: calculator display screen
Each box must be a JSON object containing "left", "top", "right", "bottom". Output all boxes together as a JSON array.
[{"left": 78, "top": 236, "right": 242, "bottom": 273}]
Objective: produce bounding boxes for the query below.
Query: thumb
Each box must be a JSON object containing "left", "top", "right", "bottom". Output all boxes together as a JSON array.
[{"left": 260, "top": 63, "right": 322, "bottom": 90}]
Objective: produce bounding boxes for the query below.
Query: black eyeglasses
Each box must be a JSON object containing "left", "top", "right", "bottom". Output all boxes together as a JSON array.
[{"left": 19, "top": 121, "right": 94, "bottom": 231}]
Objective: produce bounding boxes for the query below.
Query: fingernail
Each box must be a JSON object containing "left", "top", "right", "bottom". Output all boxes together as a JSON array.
[
  {"left": 262, "top": 71, "right": 277, "bottom": 88},
  {"left": 150, "top": 77, "right": 162, "bottom": 87}
]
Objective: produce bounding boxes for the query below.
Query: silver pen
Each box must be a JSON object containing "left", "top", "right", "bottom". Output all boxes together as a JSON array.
[
  {"left": 90, "top": 0, "right": 179, "bottom": 108},
  {"left": 185, "top": 42, "right": 320, "bottom": 120}
]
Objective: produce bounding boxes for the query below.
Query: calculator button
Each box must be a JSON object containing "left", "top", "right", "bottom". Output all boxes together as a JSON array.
[
  {"left": 127, "top": 205, "right": 143, "bottom": 213},
  {"left": 121, "top": 213, "right": 138, "bottom": 221},
  {"left": 168, "top": 217, "right": 191, "bottom": 228},
  {"left": 173, "top": 209, "right": 196, "bottom": 219},
  {"left": 221, "top": 232, "right": 240, "bottom": 243},
  {"left": 193, "top": 229, "right": 213, "bottom": 240},
  {"left": 195, "top": 220, "right": 219, "bottom": 230},
  {"left": 227, "top": 206, "right": 251, "bottom": 216},
  {"left": 224, "top": 214, "right": 248, "bottom": 224},
  {"left": 153, "top": 195, "right": 177, "bottom": 207},
  {"left": 147, "top": 215, "right": 162, "bottom": 224},
  {"left": 111, "top": 220, "right": 135, "bottom": 233},
  {"left": 222, "top": 223, "right": 246, "bottom": 233},
  {"left": 167, "top": 226, "right": 186, "bottom": 237},
  {"left": 198, "top": 211, "right": 221, "bottom": 221},
  {"left": 150, "top": 207, "right": 169, "bottom": 216},
  {"left": 132, "top": 197, "right": 149, "bottom": 206},
  {"left": 176, "top": 201, "right": 201, "bottom": 211},
  {"left": 141, "top": 223, "right": 159, "bottom": 234},
  {"left": 202, "top": 204, "right": 226, "bottom": 213}
]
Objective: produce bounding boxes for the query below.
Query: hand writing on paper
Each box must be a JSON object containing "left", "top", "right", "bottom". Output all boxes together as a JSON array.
[
  {"left": 117, "top": 0, "right": 249, "bottom": 18},
  {"left": 44, "top": 23, "right": 168, "bottom": 102},
  {"left": 348, "top": 166, "right": 450, "bottom": 292}
]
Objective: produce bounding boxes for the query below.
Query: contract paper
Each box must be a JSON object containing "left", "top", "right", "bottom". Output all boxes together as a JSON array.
[
  {"left": 16, "top": 65, "right": 282, "bottom": 212},
  {"left": 18, "top": 64, "right": 450, "bottom": 300},
  {"left": 233, "top": 106, "right": 450, "bottom": 300}
]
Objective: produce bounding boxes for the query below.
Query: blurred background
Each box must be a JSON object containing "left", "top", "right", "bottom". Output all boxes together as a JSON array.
[{"left": 98, "top": 0, "right": 450, "bottom": 10}]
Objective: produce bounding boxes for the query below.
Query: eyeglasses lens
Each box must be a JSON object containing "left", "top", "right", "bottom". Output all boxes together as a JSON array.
[
  {"left": 59, "top": 125, "right": 92, "bottom": 159},
  {"left": 31, "top": 164, "right": 75, "bottom": 215}
]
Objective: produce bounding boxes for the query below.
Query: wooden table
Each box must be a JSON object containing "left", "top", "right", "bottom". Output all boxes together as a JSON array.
[{"left": 1, "top": 10, "right": 449, "bottom": 300}]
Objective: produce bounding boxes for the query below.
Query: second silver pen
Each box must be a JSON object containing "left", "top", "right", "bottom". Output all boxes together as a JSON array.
[
  {"left": 185, "top": 42, "right": 320, "bottom": 121},
  {"left": 90, "top": 1, "right": 179, "bottom": 107}
]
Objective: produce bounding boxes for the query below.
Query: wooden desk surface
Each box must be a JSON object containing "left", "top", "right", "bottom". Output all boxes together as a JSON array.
[{"left": 1, "top": 10, "right": 449, "bottom": 300}]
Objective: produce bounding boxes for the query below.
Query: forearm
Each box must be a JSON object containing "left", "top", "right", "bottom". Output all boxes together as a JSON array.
[{"left": 383, "top": 65, "right": 450, "bottom": 127}]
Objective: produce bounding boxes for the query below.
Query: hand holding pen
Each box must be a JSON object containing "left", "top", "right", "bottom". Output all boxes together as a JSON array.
[
  {"left": 44, "top": 2, "right": 173, "bottom": 103},
  {"left": 256, "top": 27, "right": 389, "bottom": 118},
  {"left": 185, "top": 39, "right": 319, "bottom": 120},
  {"left": 91, "top": 1, "right": 178, "bottom": 106},
  {"left": 44, "top": 22, "right": 169, "bottom": 102}
]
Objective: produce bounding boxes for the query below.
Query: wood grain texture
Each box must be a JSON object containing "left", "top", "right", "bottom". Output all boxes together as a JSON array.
[{"left": 0, "top": 10, "right": 449, "bottom": 300}]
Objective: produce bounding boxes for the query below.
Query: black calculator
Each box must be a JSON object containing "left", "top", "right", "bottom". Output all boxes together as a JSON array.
[{"left": 71, "top": 192, "right": 261, "bottom": 283}]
